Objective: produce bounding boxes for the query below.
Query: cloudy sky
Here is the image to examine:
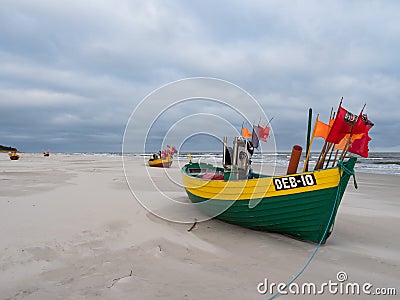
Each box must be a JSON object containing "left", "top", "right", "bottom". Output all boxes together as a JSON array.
[{"left": 1, "top": 0, "right": 399, "bottom": 153}]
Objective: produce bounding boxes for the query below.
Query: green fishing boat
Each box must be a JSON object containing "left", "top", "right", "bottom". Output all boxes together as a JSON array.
[{"left": 181, "top": 136, "right": 357, "bottom": 243}]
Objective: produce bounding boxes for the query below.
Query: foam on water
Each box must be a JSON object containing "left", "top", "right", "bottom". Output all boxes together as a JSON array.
[
  {"left": 53, "top": 151, "right": 400, "bottom": 176},
  {"left": 173, "top": 151, "right": 400, "bottom": 176}
]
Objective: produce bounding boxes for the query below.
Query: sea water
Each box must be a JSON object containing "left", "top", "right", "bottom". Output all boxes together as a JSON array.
[
  {"left": 172, "top": 152, "right": 400, "bottom": 176},
  {"left": 68, "top": 151, "right": 400, "bottom": 176}
]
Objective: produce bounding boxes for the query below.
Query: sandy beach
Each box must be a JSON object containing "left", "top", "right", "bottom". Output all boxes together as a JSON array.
[{"left": 0, "top": 153, "right": 399, "bottom": 299}]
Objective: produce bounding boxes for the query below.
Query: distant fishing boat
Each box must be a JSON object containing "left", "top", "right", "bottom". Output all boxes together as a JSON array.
[
  {"left": 42, "top": 149, "right": 50, "bottom": 157},
  {"left": 148, "top": 155, "right": 173, "bottom": 168},
  {"left": 148, "top": 145, "right": 177, "bottom": 168},
  {"left": 9, "top": 151, "right": 20, "bottom": 160},
  {"left": 181, "top": 129, "right": 358, "bottom": 243}
]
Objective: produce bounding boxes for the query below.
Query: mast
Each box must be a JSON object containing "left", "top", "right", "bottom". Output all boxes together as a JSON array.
[
  {"left": 223, "top": 136, "right": 227, "bottom": 166},
  {"left": 232, "top": 137, "right": 238, "bottom": 167}
]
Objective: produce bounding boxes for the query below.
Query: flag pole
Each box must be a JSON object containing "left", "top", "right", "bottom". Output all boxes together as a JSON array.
[
  {"left": 316, "top": 142, "right": 333, "bottom": 169},
  {"left": 338, "top": 141, "right": 351, "bottom": 161},
  {"left": 331, "top": 149, "right": 340, "bottom": 167},
  {"left": 319, "top": 112, "right": 336, "bottom": 169},
  {"left": 303, "top": 112, "right": 317, "bottom": 172},
  {"left": 263, "top": 117, "right": 274, "bottom": 127},
  {"left": 314, "top": 106, "right": 334, "bottom": 169},
  {"left": 304, "top": 108, "right": 313, "bottom": 172},
  {"left": 324, "top": 142, "right": 335, "bottom": 168},
  {"left": 324, "top": 111, "right": 339, "bottom": 168},
  {"left": 314, "top": 142, "right": 327, "bottom": 170},
  {"left": 317, "top": 98, "right": 341, "bottom": 169},
  {"left": 315, "top": 109, "right": 335, "bottom": 170}
]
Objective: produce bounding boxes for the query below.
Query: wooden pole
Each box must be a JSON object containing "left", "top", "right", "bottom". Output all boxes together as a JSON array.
[
  {"left": 314, "top": 109, "right": 335, "bottom": 170},
  {"left": 317, "top": 98, "right": 342, "bottom": 168},
  {"left": 331, "top": 149, "right": 340, "bottom": 167},
  {"left": 339, "top": 141, "right": 351, "bottom": 161},
  {"left": 223, "top": 136, "right": 227, "bottom": 166},
  {"left": 324, "top": 143, "right": 335, "bottom": 168},
  {"left": 316, "top": 142, "right": 333, "bottom": 170},
  {"left": 304, "top": 108, "right": 313, "bottom": 172},
  {"left": 314, "top": 141, "right": 328, "bottom": 170}
]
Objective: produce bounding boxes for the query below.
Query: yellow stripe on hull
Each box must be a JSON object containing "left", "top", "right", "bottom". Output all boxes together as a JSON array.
[{"left": 182, "top": 167, "right": 342, "bottom": 201}]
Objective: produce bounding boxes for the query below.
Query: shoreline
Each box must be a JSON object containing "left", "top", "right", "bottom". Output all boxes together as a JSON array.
[{"left": 2, "top": 151, "right": 400, "bottom": 176}]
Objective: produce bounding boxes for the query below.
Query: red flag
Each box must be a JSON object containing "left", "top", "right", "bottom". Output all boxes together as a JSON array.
[
  {"left": 258, "top": 125, "right": 270, "bottom": 142},
  {"left": 353, "top": 114, "right": 374, "bottom": 134},
  {"left": 167, "top": 145, "right": 177, "bottom": 154},
  {"left": 348, "top": 115, "right": 374, "bottom": 157},
  {"left": 326, "top": 106, "right": 358, "bottom": 143},
  {"left": 352, "top": 115, "right": 365, "bottom": 135},
  {"left": 348, "top": 133, "right": 372, "bottom": 157}
]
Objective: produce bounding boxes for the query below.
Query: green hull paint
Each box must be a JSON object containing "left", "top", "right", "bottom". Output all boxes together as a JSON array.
[{"left": 184, "top": 158, "right": 356, "bottom": 243}]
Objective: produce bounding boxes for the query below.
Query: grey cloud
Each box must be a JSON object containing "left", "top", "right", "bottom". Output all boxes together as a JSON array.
[{"left": 0, "top": 0, "right": 399, "bottom": 152}]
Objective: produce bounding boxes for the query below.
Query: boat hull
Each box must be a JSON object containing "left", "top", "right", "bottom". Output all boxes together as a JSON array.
[
  {"left": 9, "top": 154, "right": 20, "bottom": 160},
  {"left": 182, "top": 158, "right": 356, "bottom": 243},
  {"left": 148, "top": 157, "right": 173, "bottom": 168}
]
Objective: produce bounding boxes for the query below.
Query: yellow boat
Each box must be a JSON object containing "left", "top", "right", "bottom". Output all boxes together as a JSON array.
[
  {"left": 148, "top": 155, "right": 173, "bottom": 168},
  {"left": 9, "top": 152, "right": 20, "bottom": 160}
]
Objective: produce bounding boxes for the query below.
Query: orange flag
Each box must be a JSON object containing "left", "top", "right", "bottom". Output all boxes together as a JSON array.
[
  {"left": 313, "top": 119, "right": 330, "bottom": 139},
  {"left": 241, "top": 127, "right": 252, "bottom": 138},
  {"left": 333, "top": 133, "right": 365, "bottom": 151}
]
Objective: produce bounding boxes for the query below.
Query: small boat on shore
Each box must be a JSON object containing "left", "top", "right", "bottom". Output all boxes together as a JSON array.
[
  {"left": 148, "top": 155, "right": 173, "bottom": 168},
  {"left": 42, "top": 149, "right": 50, "bottom": 157},
  {"left": 148, "top": 146, "right": 176, "bottom": 168},
  {"left": 9, "top": 151, "right": 20, "bottom": 160}
]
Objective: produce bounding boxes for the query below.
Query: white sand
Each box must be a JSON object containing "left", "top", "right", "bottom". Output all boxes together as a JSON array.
[{"left": 0, "top": 153, "right": 399, "bottom": 299}]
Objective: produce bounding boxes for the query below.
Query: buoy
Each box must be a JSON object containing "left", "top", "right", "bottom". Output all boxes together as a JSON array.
[{"left": 287, "top": 145, "right": 302, "bottom": 175}]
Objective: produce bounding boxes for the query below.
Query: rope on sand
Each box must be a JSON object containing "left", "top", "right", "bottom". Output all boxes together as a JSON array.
[{"left": 107, "top": 270, "right": 133, "bottom": 288}]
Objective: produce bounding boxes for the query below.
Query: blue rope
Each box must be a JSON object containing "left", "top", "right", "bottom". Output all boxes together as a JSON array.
[
  {"left": 268, "top": 161, "right": 353, "bottom": 299},
  {"left": 338, "top": 160, "right": 358, "bottom": 189}
]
